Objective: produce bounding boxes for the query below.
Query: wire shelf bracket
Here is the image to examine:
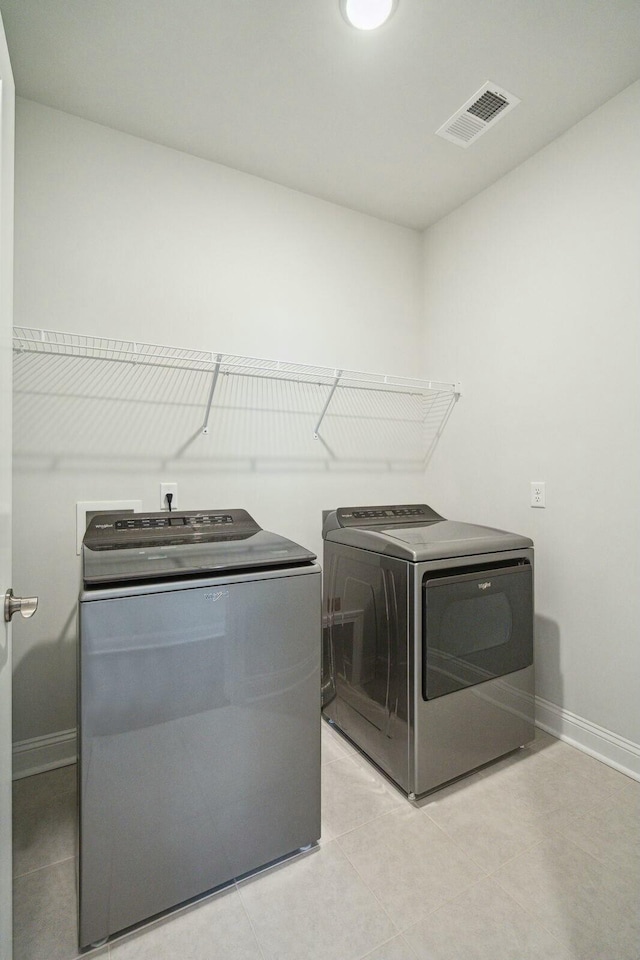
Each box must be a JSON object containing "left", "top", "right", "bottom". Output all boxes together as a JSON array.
[
  {"left": 313, "top": 370, "right": 342, "bottom": 440},
  {"left": 201, "top": 354, "right": 223, "bottom": 435}
]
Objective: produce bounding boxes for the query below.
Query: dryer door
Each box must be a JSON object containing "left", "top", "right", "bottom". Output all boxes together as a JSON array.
[{"left": 423, "top": 560, "right": 533, "bottom": 700}]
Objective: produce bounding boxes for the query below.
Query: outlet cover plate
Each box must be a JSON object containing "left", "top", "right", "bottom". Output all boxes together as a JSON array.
[
  {"left": 530, "top": 482, "right": 546, "bottom": 508},
  {"left": 160, "top": 483, "right": 178, "bottom": 511}
]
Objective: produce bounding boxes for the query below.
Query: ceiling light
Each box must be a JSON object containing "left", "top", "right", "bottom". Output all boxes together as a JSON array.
[{"left": 340, "top": 0, "right": 398, "bottom": 31}]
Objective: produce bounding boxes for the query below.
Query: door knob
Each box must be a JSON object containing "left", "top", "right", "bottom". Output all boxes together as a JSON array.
[{"left": 4, "top": 589, "right": 39, "bottom": 623}]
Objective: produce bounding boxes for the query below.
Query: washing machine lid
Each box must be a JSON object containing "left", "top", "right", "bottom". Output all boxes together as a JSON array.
[
  {"left": 82, "top": 509, "right": 316, "bottom": 585},
  {"left": 323, "top": 504, "right": 532, "bottom": 561}
]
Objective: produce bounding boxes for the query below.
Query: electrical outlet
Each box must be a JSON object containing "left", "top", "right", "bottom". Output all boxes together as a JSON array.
[
  {"left": 160, "top": 482, "right": 178, "bottom": 511},
  {"left": 530, "top": 481, "right": 546, "bottom": 508}
]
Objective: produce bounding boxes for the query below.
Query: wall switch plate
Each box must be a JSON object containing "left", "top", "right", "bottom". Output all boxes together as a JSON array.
[
  {"left": 160, "top": 482, "right": 178, "bottom": 511},
  {"left": 76, "top": 500, "right": 142, "bottom": 555},
  {"left": 530, "top": 482, "right": 546, "bottom": 508}
]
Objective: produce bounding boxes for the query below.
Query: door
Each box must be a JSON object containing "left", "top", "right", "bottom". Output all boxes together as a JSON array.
[
  {"left": 423, "top": 560, "right": 533, "bottom": 700},
  {"left": 0, "top": 11, "right": 15, "bottom": 960}
]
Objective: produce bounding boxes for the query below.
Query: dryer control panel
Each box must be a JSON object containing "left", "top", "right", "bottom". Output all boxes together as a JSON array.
[{"left": 325, "top": 503, "right": 444, "bottom": 534}]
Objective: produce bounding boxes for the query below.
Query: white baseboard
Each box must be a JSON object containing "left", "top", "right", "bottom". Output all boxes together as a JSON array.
[
  {"left": 11, "top": 706, "right": 640, "bottom": 784},
  {"left": 535, "top": 696, "right": 640, "bottom": 782},
  {"left": 12, "top": 728, "right": 77, "bottom": 780}
]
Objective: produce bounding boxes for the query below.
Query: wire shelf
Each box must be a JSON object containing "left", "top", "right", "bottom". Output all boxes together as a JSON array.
[
  {"left": 13, "top": 327, "right": 459, "bottom": 395},
  {"left": 12, "top": 326, "right": 461, "bottom": 453}
]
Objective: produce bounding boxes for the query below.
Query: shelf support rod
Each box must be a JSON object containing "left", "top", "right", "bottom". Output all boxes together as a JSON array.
[
  {"left": 314, "top": 370, "right": 342, "bottom": 439},
  {"left": 202, "top": 354, "right": 223, "bottom": 435}
]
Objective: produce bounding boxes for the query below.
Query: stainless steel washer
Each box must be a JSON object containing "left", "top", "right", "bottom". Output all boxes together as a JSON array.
[
  {"left": 79, "top": 509, "right": 321, "bottom": 947},
  {"left": 322, "top": 504, "right": 534, "bottom": 798}
]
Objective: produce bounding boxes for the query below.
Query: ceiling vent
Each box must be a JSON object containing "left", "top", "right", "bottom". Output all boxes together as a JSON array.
[{"left": 436, "top": 83, "right": 520, "bottom": 148}]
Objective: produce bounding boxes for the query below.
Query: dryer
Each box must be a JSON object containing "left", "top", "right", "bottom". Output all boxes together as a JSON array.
[{"left": 322, "top": 504, "right": 534, "bottom": 798}]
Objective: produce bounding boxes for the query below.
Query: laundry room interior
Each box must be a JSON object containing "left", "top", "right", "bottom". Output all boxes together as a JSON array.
[{"left": 1, "top": 2, "right": 639, "bottom": 959}]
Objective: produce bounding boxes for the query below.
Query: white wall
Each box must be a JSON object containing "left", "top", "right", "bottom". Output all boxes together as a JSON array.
[
  {"left": 11, "top": 100, "right": 429, "bottom": 762},
  {"left": 13, "top": 84, "right": 640, "bottom": 778},
  {"left": 422, "top": 81, "right": 640, "bottom": 771}
]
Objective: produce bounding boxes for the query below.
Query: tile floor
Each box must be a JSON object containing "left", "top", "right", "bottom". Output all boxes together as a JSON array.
[{"left": 12, "top": 724, "right": 640, "bottom": 960}]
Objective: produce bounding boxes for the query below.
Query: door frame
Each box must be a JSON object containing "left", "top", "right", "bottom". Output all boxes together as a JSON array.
[{"left": 0, "top": 11, "right": 16, "bottom": 960}]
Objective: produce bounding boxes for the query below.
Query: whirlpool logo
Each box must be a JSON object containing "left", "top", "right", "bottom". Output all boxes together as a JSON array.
[
  {"left": 478, "top": 581, "right": 492, "bottom": 590},
  {"left": 203, "top": 590, "right": 229, "bottom": 602}
]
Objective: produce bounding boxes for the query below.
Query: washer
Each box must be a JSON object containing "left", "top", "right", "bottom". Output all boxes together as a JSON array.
[
  {"left": 79, "top": 508, "right": 321, "bottom": 948},
  {"left": 322, "top": 503, "right": 534, "bottom": 798}
]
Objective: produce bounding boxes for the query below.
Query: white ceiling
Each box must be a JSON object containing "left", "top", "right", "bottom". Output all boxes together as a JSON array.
[{"left": 2, "top": 0, "right": 640, "bottom": 229}]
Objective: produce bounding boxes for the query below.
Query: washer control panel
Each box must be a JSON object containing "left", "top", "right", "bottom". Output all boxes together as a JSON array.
[
  {"left": 114, "top": 513, "right": 234, "bottom": 530},
  {"left": 84, "top": 509, "right": 259, "bottom": 550}
]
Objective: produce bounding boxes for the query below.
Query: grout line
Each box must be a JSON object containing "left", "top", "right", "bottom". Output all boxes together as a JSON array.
[
  {"left": 13, "top": 853, "right": 76, "bottom": 881},
  {"left": 480, "top": 873, "right": 572, "bottom": 956},
  {"left": 332, "top": 806, "right": 403, "bottom": 845},
  {"left": 13, "top": 742, "right": 638, "bottom": 960},
  {"left": 412, "top": 806, "right": 494, "bottom": 878},
  {"left": 332, "top": 842, "right": 403, "bottom": 939},
  {"left": 354, "top": 933, "right": 419, "bottom": 960},
  {"left": 234, "top": 879, "right": 269, "bottom": 960}
]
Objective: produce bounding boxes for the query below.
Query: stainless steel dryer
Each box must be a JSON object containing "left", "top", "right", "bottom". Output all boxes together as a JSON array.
[
  {"left": 79, "top": 509, "right": 321, "bottom": 948},
  {"left": 322, "top": 504, "right": 534, "bottom": 798}
]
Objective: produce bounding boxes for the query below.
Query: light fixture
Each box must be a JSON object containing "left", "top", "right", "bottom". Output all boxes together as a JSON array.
[{"left": 339, "top": 0, "right": 398, "bottom": 31}]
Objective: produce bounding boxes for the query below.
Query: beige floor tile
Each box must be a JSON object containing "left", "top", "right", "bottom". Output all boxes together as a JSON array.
[
  {"left": 337, "top": 805, "right": 486, "bottom": 930},
  {"left": 13, "top": 783, "right": 77, "bottom": 878},
  {"left": 555, "top": 779, "right": 640, "bottom": 873},
  {"left": 11, "top": 741, "right": 639, "bottom": 960},
  {"left": 321, "top": 755, "right": 402, "bottom": 840},
  {"left": 108, "top": 887, "right": 262, "bottom": 960},
  {"left": 513, "top": 764, "right": 620, "bottom": 822},
  {"left": 537, "top": 738, "right": 635, "bottom": 792},
  {"left": 420, "top": 743, "right": 624, "bottom": 872},
  {"left": 615, "top": 776, "right": 640, "bottom": 811},
  {"left": 475, "top": 744, "right": 618, "bottom": 823},
  {"left": 422, "top": 771, "right": 552, "bottom": 873},
  {"left": 475, "top": 744, "right": 566, "bottom": 790},
  {"left": 13, "top": 857, "right": 91, "bottom": 960},
  {"left": 358, "top": 935, "right": 417, "bottom": 960},
  {"left": 13, "top": 766, "right": 76, "bottom": 811},
  {"left": 404, "top": 876, "right": 574, "bottom": 960},
  {"left": 493, "top": 835, "right": 640, "bottom": 960},
  {"left": 321, "top": 721, "right": 351, "bottom": 765},
  {"left": 237, "top": 840, "right": 396, "bottom": 960}
]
